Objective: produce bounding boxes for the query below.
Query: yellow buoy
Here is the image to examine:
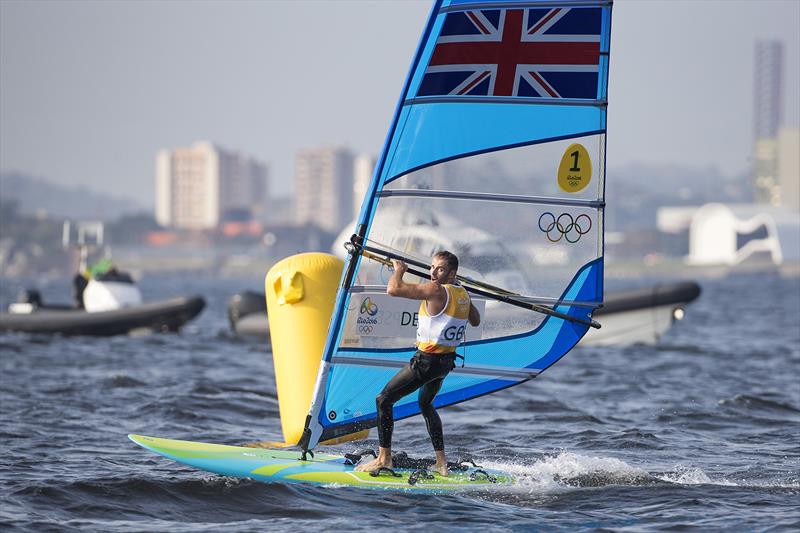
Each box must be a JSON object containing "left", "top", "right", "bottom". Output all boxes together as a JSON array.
[{"left": 265, "top": 252, "right": 368, "bottom": 445}]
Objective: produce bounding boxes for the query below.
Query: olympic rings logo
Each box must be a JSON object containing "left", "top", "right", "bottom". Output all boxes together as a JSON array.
[
  {"left": 538, "top": 212, "right": 592, "bottom": 243},
  {"left": 360, "top": 297, "right": 378, "bottom": 316},
  {"left": 358, "top": 325, "right": 374, "bottom": 334}
]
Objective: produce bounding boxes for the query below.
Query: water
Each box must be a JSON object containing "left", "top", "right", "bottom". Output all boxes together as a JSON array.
[{"left": 1, "top": 272, "right": 798, "bottom": 531}]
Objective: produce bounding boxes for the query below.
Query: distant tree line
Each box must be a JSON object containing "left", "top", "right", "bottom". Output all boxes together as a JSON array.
[
  {"left": 0, "top": 200, "right": 161, "bottom": 246},
  {"left": 1, "top": 199, "right": 63, "bottom": 248}
]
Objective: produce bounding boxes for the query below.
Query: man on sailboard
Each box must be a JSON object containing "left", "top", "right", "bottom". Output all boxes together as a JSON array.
[{"left": 355, "top": 251, "right": 480, "bottom": 476}]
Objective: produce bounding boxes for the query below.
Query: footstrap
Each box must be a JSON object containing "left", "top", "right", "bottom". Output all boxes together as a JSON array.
[
  {"left": 343, "top": 448, "right": 377, "bottom": 466},
  {"left": 469, "top": 469, "right": 497, "bottom": 483},
  {"left": 392, "top": 451, "right": 432, "bottom": 470},
  {"left": 369, "top": 467, "right": 402, "bottom": 478},
  {"left": 407, "top": 469, "right": 435, "bottom": 486},
  {"left": 448, "top": 456, "right": 482, "bottom": 471}
]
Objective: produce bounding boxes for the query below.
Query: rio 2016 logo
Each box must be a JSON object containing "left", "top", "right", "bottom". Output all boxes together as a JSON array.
[{"left": 360, "top": 297, "right": 378, "bottom": 316}]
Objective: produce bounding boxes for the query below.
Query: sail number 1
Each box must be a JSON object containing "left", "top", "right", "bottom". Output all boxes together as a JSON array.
[
  {"left": 570, "top": 150, "right": 581, "bottom": 171},
  {"left": 557, "top": 143, "right": 592, "bottom": 193}
]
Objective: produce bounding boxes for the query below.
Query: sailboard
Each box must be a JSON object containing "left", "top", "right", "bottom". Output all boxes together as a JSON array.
[
  {"left": 129, "top": 434, "right": 512, "bottom": 491},
  {"left": 300, "top": 0, "right": 613, "bottom": 451}
]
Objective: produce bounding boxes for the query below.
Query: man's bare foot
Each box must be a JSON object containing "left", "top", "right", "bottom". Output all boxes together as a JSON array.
[
  {"left": 354, "top": 447, "right": 393, "bottom": 472},
  {"left": 354, "top": 456, "right": 393, "bottom": 472}
]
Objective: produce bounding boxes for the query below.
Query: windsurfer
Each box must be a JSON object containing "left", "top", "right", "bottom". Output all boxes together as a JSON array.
[{"left": 354, "top": 251, "right": 480, "bottom": 476}]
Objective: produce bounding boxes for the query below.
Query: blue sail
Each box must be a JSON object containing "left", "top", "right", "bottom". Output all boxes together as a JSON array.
[{"left": 301, "top": 0, "right": 612, "bottom": 449}]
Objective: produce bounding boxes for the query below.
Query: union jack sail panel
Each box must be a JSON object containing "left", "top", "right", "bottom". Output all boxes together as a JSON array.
[{"left": 417, "top": 7, "right": 603, "bottom": 99}]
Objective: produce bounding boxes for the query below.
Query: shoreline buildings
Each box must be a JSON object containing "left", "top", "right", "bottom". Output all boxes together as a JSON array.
[
  {"left": 294, "top": 146, "right": 354, "bottom": 233},
  {"left": 155, "top": 141, "right": 268, "bottom": 230}
]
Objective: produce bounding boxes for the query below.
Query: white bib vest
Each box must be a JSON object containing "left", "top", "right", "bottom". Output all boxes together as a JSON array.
[{"left": 416, "top": 284, "right": 471, "bottom": 354}]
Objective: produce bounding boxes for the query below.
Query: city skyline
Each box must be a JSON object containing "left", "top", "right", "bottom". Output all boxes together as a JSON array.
[{"left": 1, "top": 0, "right": 799, "bottom": 207}]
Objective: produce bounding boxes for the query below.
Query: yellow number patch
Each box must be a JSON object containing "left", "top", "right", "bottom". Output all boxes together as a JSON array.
[{"left": 557, "top": 143, "right": 592, "bottom": 193}]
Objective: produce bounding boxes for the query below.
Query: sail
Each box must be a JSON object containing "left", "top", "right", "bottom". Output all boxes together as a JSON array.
[{"left": 300, "top": 0, "right": 612, "bottom": 450}]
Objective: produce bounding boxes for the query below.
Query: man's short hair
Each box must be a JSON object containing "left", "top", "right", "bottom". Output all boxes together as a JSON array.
[{"left": 434, "top": 250, "right": 459, "bottom": 271}]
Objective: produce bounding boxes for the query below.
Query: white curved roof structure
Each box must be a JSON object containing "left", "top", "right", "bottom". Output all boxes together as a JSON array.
[{"left": 687, "top": 203, "right": 799, "bottom": 265}]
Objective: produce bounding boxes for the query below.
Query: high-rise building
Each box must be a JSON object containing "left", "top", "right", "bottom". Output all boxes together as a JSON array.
[
  {"left": 753, "top": 41, "right": 783, "bottom": 205},
  {"left": 155, "top": 141, "right": 268, "bottom": 230},
  {"left": 777, "top": 127, "right": 799, "bottom": 211},
  {"left": 295, "top": 146, "right": 354, "bottom": 233},
  {"left": 353, "top": 154, "right": 377, "bottom": 218}
]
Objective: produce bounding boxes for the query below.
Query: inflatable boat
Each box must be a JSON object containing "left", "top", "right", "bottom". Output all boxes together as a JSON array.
[{"left": 0, "top": 277, "right": 205, "bottom": 336}]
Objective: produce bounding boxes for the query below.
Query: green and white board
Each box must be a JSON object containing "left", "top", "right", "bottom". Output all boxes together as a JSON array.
[{"left": 129, "top": 434, "right": 513, "bottom": 491}]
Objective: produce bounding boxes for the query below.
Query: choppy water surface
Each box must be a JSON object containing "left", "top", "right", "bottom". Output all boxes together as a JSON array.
[{"left": 1, "top": 272, "right": 798, "bottom": 531}]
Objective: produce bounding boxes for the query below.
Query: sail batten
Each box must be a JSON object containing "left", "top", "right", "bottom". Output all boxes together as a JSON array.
[
  {"left": 300, "top": 0, "right": 612, "bottom": 452},
  {"left": 377, "top": 188, "right": 605, "bottom": 208},
  {"left": 350, "top": 284, "right": 600, "bottom": 308},
  {"left": 332, "top": 356, "right": 541, "bottom": 380}
]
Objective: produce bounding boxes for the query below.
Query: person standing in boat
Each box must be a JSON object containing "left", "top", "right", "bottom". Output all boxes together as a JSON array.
[
  {"left": 72, "top": 272, "right": 88, "bottom": 309},
  {"left": 355, "top": 251, "right": 480, "bottom": 476}
]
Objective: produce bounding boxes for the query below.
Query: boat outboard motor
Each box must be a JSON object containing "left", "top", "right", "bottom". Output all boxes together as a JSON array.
[
  {"left": 227, "top": 291, "right": 267, "bottom": 330},
  {"left": 18, "top": 288, "right": 42, "bottom": 308},
  {"left": 8, "top": 288, "right": 42, "bottom": 314}
]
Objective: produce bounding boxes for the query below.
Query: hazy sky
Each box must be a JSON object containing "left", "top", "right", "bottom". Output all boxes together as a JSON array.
[{"left": 1, "top": 0, "right": 798, "bottom": 207}]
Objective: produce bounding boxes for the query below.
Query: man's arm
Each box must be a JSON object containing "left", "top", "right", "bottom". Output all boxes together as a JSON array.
[
  {"left": 468, "top": 302, "right": 481, "bottom": 327},
  {"left": 386, "top": 260, "right": 444, "bottom": 302}
]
